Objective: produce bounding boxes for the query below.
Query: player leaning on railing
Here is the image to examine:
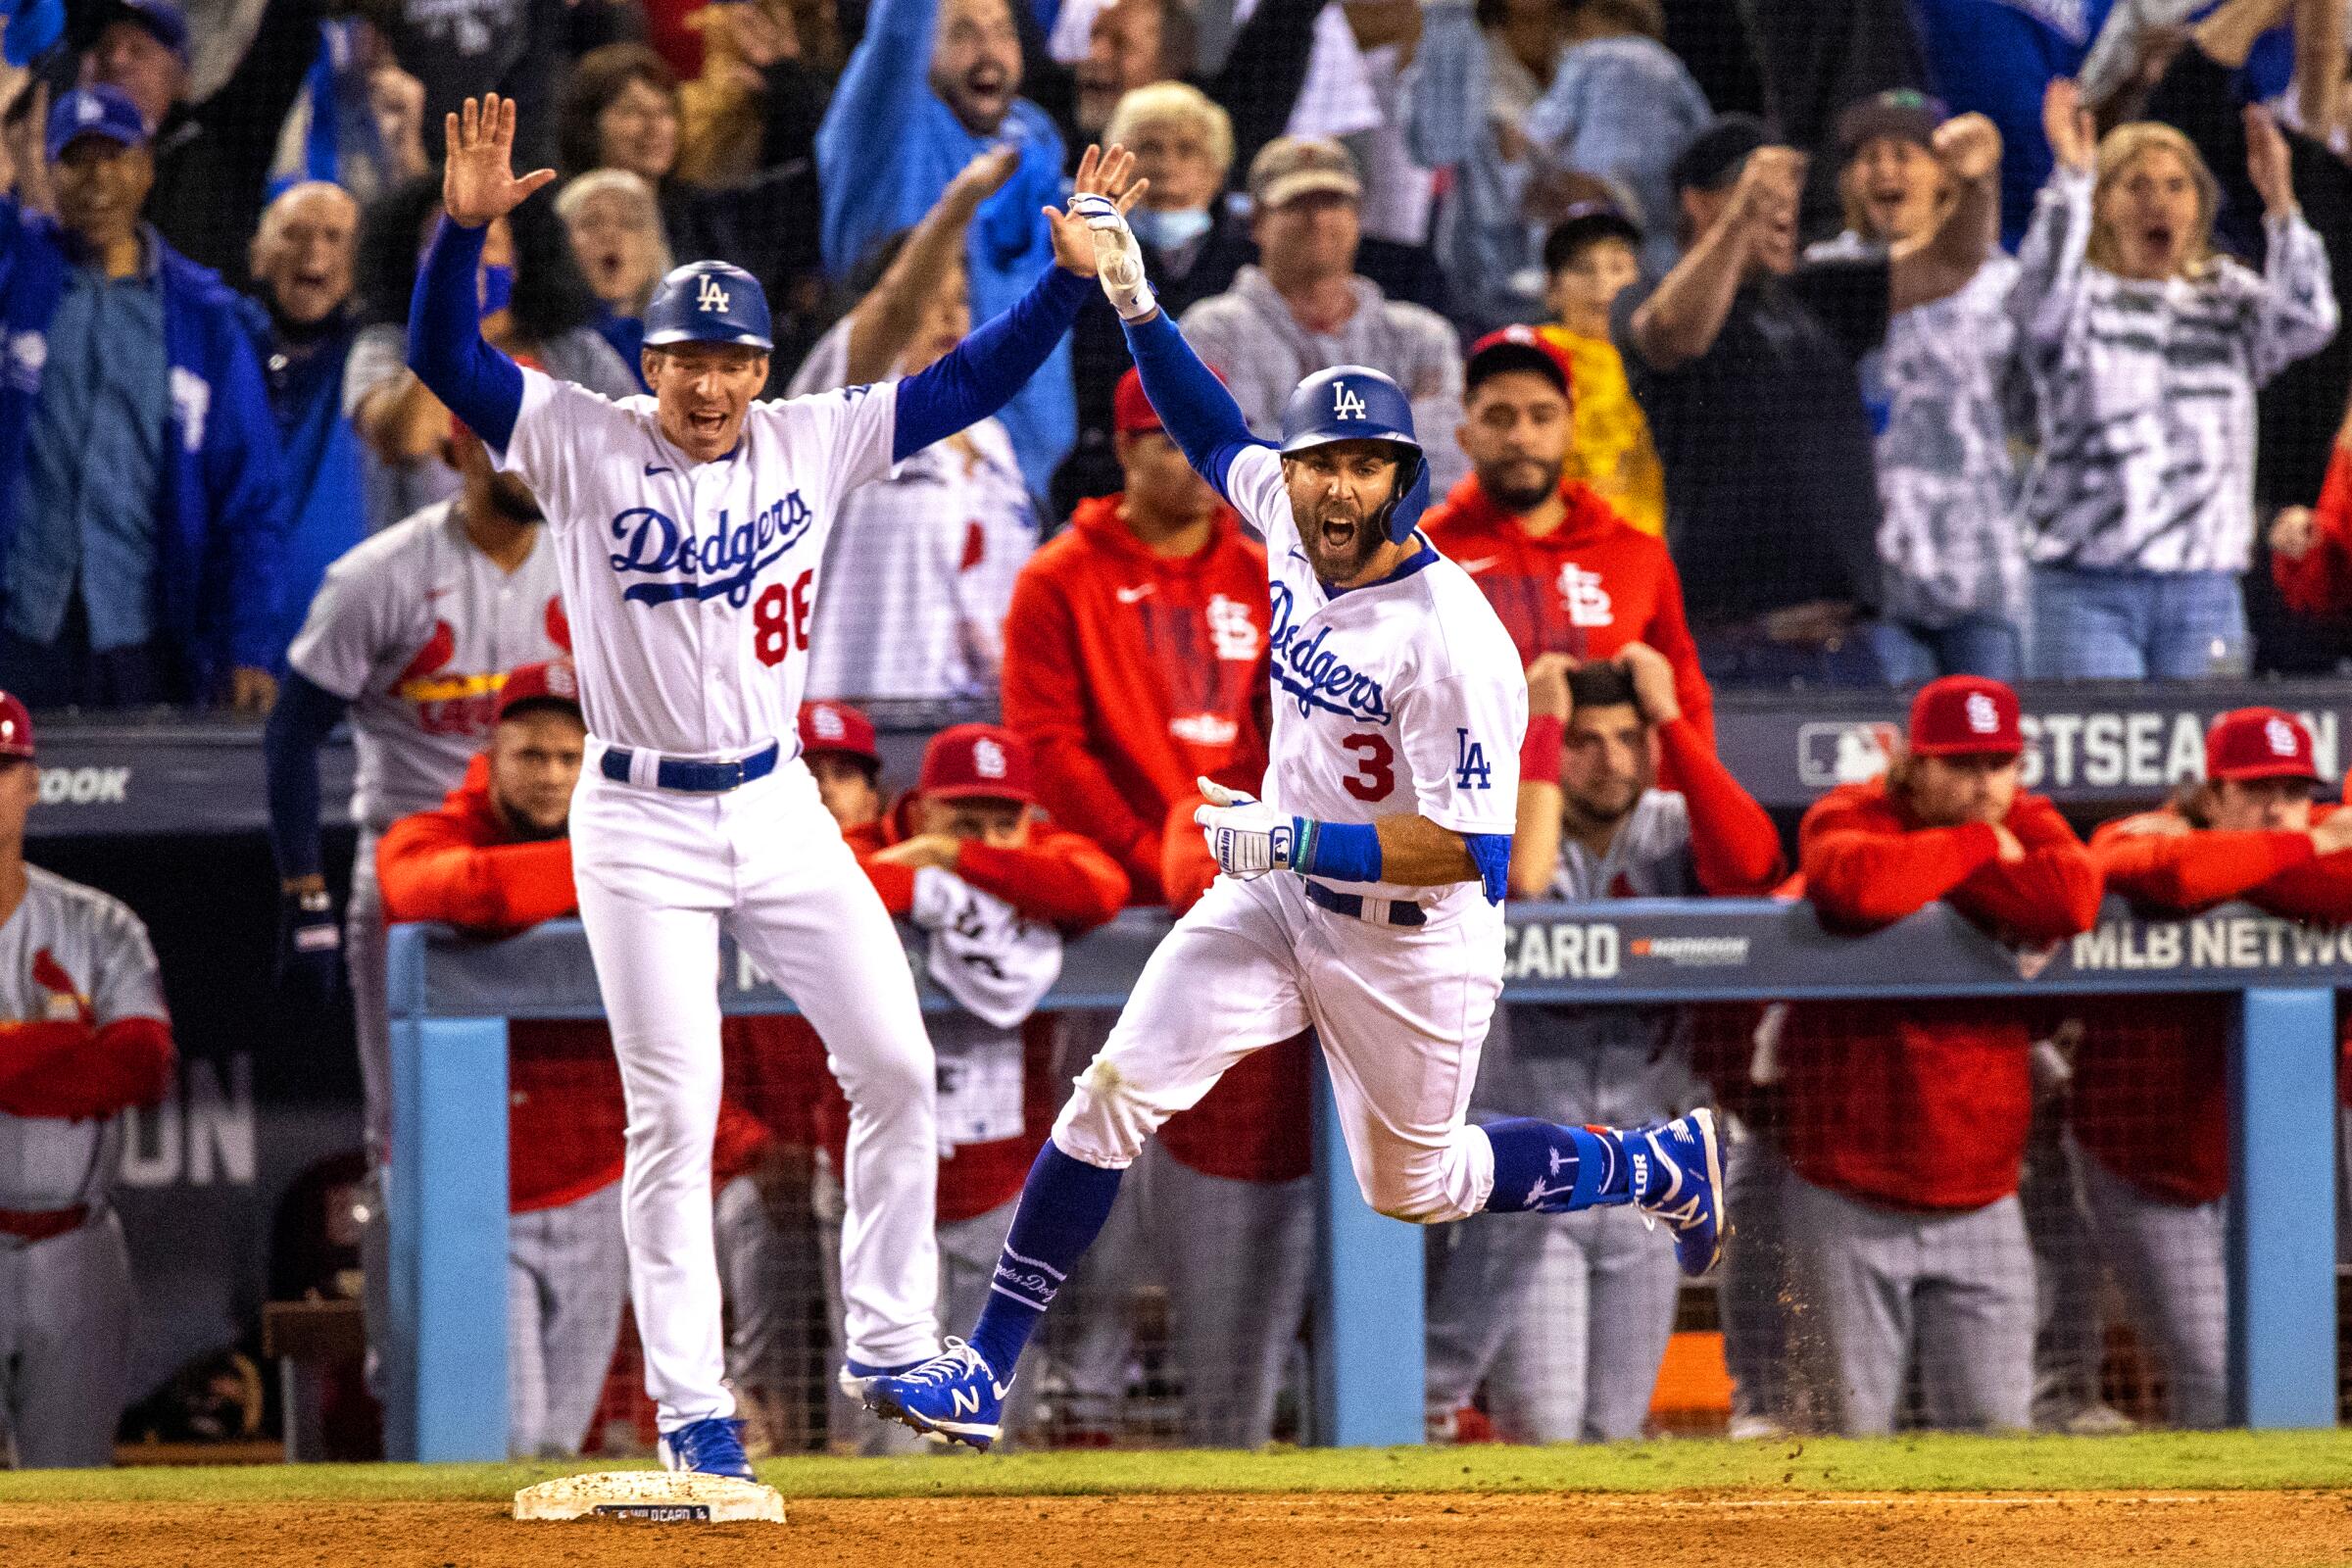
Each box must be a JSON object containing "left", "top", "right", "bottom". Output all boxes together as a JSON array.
[
  {"left": 405, "top": 93, "right": 1150, "bottom": 1479},
  {"left": 862, "top": 189, "right": 1729, "bottom": 1451}
]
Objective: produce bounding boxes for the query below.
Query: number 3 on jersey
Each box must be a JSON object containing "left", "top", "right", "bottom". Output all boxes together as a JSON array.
[
  {"left": 1341, "top": 732, "right": 1394, "bottom": 801},
  {"left": 753, "top": 571, "right": 815, "bottom": 666}
]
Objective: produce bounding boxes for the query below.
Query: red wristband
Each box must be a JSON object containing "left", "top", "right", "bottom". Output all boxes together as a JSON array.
[{"left": 1520, "top": 714, "right": 1564, "bottom": 784}]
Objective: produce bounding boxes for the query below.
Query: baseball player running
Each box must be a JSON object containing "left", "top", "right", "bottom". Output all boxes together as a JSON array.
[
  {"left": 407, "top": 94, "right": 1146, "bottom": 1477},
  {"left": 864, "top": 202, "right": 1726, "bottom": 1450},
  {"left": 0, "top": 694, "right": 176, "bottom": 1467}
]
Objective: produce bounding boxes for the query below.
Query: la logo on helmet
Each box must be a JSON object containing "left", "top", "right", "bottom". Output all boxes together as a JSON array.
[
  {"left": 1332, "top": 382, "right": 1368, "bottom": 420},
  {"left": 697, "top": 275, "right": 731, "bottom": 314}
]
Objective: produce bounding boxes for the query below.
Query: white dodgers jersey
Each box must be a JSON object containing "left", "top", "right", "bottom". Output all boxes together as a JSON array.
[
  {"left": 0, "top": 867, "right": 170, "bottom": 1210},
  {"left": 288, "top": 502, "right": 571, "bottom": 831},
  {"left": 495, "top": 368, "right": 899, "bottom": 758},
  {"left": 1222, "top": 445, "right": 1526, "bottom": 913}
]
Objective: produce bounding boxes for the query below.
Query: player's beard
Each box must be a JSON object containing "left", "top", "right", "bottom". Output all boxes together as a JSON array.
[
  {"left": 1297, "top": 497, "right": 1386, "bottom": 583},
  {"left": 1563, "top": 776, "right": 1642, "bottom": 832},
  {"left": 1481, "top": 455, "right": 1564, "bottom": 515}
]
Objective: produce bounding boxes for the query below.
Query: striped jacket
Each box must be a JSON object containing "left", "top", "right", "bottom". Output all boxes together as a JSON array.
[{"left": 2011, "top": 166, "right": 2337, "bottom": 573}]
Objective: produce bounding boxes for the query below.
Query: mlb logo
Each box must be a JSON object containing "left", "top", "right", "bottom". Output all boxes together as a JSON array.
[
  {"left": 2267, "top": 716, "right": 2300, "bottom": 756},
  {"left": 972, "top": 737, "right": 1007, "bottom": 779},
  {"left": 1797, "top": 721, "right": 1896, "bottom": 787},
  {"left": 1966, "top": 693, "right": 2000, "bottom": 734}
]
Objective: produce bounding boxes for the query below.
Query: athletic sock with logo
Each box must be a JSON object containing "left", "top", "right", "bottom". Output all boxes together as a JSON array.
[
  {"left": 967, "top": 1143, "right": 1125, "bottom": 1381},
  {"left": 1478, "top": 1118, "right": 1633, "bottom": 1213}
]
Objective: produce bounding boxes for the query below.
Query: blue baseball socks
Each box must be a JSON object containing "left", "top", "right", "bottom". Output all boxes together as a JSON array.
[
  {"left": 967, "top": 1143, "right": 1125, "bottom": 1380},
  {"left": 1479, "top": 1117, "right": 1633, "bottom": 1213}
]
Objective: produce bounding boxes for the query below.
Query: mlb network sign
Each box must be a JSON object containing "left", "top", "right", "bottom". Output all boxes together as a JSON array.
[{"left": 1795, "top": 703, "right": 2341, "bottom": 795}]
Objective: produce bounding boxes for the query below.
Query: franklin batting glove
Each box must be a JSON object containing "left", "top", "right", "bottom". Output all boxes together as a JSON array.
[
  {"left": 1193, "top": 776, "right": 1298, "bottom": 879},
  {"left": 1070, "top": 192, "right": 1157, "bottom": 322}
]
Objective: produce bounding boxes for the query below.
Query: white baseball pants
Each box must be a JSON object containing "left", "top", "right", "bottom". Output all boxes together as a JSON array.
[
  {"left": 572, "top": 750, "right": 939, "bottom": 1432},
  {"left": 1054, "top": 873, "right": 1504, "bottom": 1225}
]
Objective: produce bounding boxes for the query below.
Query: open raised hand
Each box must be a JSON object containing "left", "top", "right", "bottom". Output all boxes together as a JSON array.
[
  {"left": 2244, "top": 104, "right": 2298, "bottom": 218},
  {"left": 2043, "top": 78, "right": 2096, "bottom": 174},
  {"left": 442, "top": 94, "right": 557, "bottom": 229},
  {"left": 1046, "top": 142, "right": 1150, "bottom": 277}
]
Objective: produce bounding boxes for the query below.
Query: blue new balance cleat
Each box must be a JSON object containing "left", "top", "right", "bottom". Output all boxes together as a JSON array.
[
  {"left": 861, "top": 1338, "right": 1006, "bottom": 1450},
  {"left": 1628, "top": 1107, "right": 1726, "bottom": 1276},
  {"left": 657, "top": 1415, "right": 754, "bottom": 1479}
]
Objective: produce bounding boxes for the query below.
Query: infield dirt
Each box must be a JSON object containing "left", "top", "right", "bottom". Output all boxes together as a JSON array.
[{"left": 7, "top": 1489, "right": 2350, "bottom": 1567}]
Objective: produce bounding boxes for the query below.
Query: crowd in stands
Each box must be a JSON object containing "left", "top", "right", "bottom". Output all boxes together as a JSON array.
[
  {"left": 12, "top": 0, "right": 2352, "bottom": 706},
  {"left": 8, "top": 0, "right": 2352, "bottom": 1467}
]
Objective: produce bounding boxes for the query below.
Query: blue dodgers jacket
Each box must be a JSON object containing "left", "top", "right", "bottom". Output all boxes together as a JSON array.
[
  {"left": 0, "top": 201, "right": 290, "bottom": 686},
  {"left": 815, "top": 0, "right": 1074, "bottom": 498}
]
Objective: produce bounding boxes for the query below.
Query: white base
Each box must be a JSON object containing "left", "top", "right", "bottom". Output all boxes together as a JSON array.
[{"left": 513, "top": 1469, "right": 786, "bottom": 1524}]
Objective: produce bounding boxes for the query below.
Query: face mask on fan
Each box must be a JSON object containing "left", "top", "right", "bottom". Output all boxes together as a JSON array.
[{"left": 1129, "top": 206, "right": 1213, "bottom": 251}]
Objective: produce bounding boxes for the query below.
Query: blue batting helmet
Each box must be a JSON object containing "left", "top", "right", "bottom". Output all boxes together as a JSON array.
[
  {"left": 1278, "top": 366, "right": 1430, "bottom": 543},
  {"left": 642, "top": 261, "right": 773, "bottom": 352}
]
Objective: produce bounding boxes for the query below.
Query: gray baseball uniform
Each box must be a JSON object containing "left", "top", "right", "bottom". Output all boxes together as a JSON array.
[
  {"left": 0, "top": 867, "right": 171, "bottom": 1467},
  {"left": 507, "top": 1181, "right": 629, "bottom": 1456},
  {"left": 1424, "top": 790, "right": 1695, "bottom": 1443}
]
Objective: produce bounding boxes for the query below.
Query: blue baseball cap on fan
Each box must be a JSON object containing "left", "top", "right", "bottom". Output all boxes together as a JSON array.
[{"left": 45, "top": 84, "right": 147, "bottom": 163}]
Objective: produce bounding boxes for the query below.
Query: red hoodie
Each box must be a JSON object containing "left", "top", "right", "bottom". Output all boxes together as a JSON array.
[
  {"left": 1785, "top": 779, "right": 2101, "bottom": 1211},
  {"left": 1003, "top": 495, "right": 1271, "bottom": 907},
  {"left": 1423, "top": 473, "right": 1713, "bottom": 747},
  {"left": 378, "top": 755, "right": 629, "bottom": 1214},
  {"left": 2081, "top": 805, "right": 2352, "bottom": 1203}
]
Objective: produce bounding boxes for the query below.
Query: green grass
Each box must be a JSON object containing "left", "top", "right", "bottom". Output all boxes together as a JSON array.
[{"left": 1, "top": 1430, "right": 2349, "bottom": 1505}]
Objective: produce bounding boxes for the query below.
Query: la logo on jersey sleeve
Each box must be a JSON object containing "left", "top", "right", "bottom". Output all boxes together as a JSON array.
[{"left": 1455, "top": 728, "right": 1493, "bottom": 790}]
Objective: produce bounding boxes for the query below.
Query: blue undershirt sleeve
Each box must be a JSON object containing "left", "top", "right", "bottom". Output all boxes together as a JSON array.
[
  {"left": 264, "top": 670, "right": 352, "bottom": 882},
  {"left": 1118, "top": 309, "right": 1266, "bottom": 500},
  {"left": 406, "top": 216, "right": 524, "bottom": 451},
  {"left": 892, "top": 267, "right": 1093, "bottom": 462},
  {"left": 1463, "top": 832, "right": 1513, "bottom": 905}
]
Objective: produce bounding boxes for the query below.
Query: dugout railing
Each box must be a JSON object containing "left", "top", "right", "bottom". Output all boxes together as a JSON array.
[{"left": 384, "top": 897, "right": 2347, "bottom": 1461}]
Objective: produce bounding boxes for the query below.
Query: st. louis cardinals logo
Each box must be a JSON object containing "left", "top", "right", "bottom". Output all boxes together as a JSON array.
[
  {"left": 608, "top": 490, "right": 815, "bottom": 607},
  {"left": 29, "top": 949, "right": 90, "bottom": 1025},
  {"left": 1265, "top": 581, "right": 1392, "bottom": 723}
]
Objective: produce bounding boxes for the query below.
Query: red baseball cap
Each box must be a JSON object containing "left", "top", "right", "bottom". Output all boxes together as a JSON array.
[
  {"left": 1114, "top": 365, "right": 1230, "bottom": 435},
  {"left": 1907, "top": 675, "right": 2023, "bottom": 758},
  {"left": 919, "top": 723, "right": 1036, "bottom": 805},
  {"left": 1113, "top": 368, "right": 1162, "bottom": 435},
  {"left": 1464, "top": 325, "right": 1574, "bottom": 399},
  {"left": 0, "top": 691, "right": 32, "bottom": 760},
  {"left": 799, "top": 700, "right": 880, "bottom": 768},
  {"left": 2205, "top": 707, "right": 2320, "bottom": 783},
  {"left": 494, "top": 659, "right": 582, "bottom": 724}
]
